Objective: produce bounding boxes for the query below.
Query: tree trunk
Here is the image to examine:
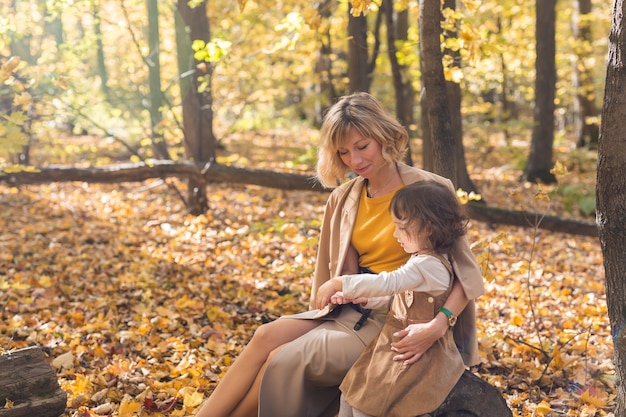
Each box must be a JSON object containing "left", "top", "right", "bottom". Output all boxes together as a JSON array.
[
  {"left": 420, "top": 85, "right": 433, "bottom": 172},
  {"left": 573, "top": 0, "right": 600, "bottom": 149},
  {"left": 43, "top": 1, "right": 64, "bottom": 46},
  {"left": 175, "top": 0, "right": 216, "bottom": 215},
  {"left": 313, "top": 0, "right": 337, "bottom": 126},
  {"left": 497, "top": 15, "right": 513, "bottom": 137},
  {"left": 8, "top": 2, "right": 35, "bottom": 65},
  {"left": 419, "top": 0, "right": 456, "bottom": 184},
  {"left": 383, "top": 0, "right": 415, "bottom": 166},
  {"left": 147, "top": 0, "right": 170, "bottom": 160},
  {"left": 442, "top": 0, "right": 480, "bottom": 195},
  {"left": 523, "top": 0, "right": 557, "bottom": 184},
  {"left": 0, "top": 346, "right": 67, "bottom": 417},
  {"left": 93, "top": 0, "right": 109, "bottom": 99},
  {"left": 596, "top": 0, "right": 626, "bottom": 415},
  {"left": 348, "top": 11, "right": 370, "bottom": 92},
  {"left": 433, "top": 370, "right": 512, "bottom": 417}
]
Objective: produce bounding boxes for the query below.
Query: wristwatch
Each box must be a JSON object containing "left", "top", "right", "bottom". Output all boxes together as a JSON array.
[{"left": 439, "top": 307, "right": 457, "bottom": 327}]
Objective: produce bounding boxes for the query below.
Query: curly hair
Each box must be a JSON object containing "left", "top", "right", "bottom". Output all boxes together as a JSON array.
[
  {"left": 315, "top": 92, "right": 408, "bottom": 188},
  {"left": 390, "top": 181, "right": 468, "bottom": 254}
]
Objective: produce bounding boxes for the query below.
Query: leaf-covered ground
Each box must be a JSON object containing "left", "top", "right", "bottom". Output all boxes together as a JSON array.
[{"left": 0, "top": 130, "right": 612, "bottom": 416}]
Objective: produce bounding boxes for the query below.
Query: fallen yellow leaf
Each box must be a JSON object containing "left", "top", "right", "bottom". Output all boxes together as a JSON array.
[
  {"left": 177, "top": 386, "right": 204, "bottom": 408},
  {"left": 118, "top": 396, "right": 141, "bottom": 417},
  {"left": 536, "top": 400, "right": 552, "bottom": 415},
  {"left": 579, "top": 388, "right": 607, "bottom": 407}
]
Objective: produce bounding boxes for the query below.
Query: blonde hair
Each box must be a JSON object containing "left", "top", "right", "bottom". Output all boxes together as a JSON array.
[{"left": 315, "top": 92, "right": 408, "bottom": 188}]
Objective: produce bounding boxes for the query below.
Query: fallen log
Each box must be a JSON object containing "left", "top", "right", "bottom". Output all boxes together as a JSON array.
[
  {"left": 0, "top": 161, "right": 326, "bottom": 191},
  {"left": 0, "top": 162, "right": 598, "bottom": 237},
  {"left": 0, "top": 346, "right": 67, "bottom": 417},
  {"left": 465, "top": 201, "right": 598, "bottom": 237}
]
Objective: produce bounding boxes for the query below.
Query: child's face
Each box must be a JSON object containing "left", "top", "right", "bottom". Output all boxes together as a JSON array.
[{"left": 392, "top": 214, "right": 430, "bottom": 254}]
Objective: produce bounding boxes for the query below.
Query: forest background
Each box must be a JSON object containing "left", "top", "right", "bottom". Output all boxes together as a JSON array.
[{"left": 0, "top": 0, "right": 618, "bottom": 416}]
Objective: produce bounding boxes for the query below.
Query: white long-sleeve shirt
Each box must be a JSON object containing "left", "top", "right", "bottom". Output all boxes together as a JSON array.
[{"left": 342, "top": 254, "right": 450, "bottom": 310}]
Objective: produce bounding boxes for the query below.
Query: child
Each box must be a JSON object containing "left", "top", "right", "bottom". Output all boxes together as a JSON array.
[{"left": 315, "top": 180, "right": 469, "bottom": 417}]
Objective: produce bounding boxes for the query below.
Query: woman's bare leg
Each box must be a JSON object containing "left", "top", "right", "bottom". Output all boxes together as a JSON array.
[
  {"left": 194, "top": 318, "right": 321, "bottom": 417},
  {"left": 226, "top": 343, "right": 286, "bottom": 417}
]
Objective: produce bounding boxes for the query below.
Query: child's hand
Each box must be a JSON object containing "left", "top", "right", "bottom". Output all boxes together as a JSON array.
[
  {"left": 330, "top": 291, "right": 348, "bottom": 305},
  {"left": 330, "top": 293, "right": 368, "bottom": 306}
]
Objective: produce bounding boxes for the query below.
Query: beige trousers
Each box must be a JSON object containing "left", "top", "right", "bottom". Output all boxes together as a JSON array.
[{"left": 257, "top": 306, "right": 385, "bottom": 417}]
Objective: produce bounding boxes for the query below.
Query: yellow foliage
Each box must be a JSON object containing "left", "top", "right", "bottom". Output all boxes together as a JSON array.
[
  {"left": 12, "top": 92, "right": 32, "bottom": 109},
  {"left": 551, "top": 160, "right": 569, "bottom": 177},
  {"left": 0, "top": 129, "right": 610, "bottom": 417},
  {"left": 510, "top": 313, "right": 524, "bottom": 326},
  {"left": 535, "top": 400, "right": 553, "bottom": 415},
  {"left": 177, "top": 387, "right": 204, "bottom": 408},
  {"left": 462, "top": 0, "right": 481, "bottom": 13},
  {"left": 118, "top": 396, "right": 142, "bottom": 417},
  {"left": 551, "top": 345, "right": 563, "bottom": 370},
  {"left": 579, "top": 388, "right": 607, "bottom": 408},
  {"left": 0, "top": 56, "right": 21, "bottom": 83},
  {"left": 4, "top": 398, "right": 14, "bottom": 409},
  {"left": 350, "top": 0, "right": 381, "bottom": 16},
  {"left": 37, "top": 275, "right": 52, "bottom": 288},
  {"left": 456, "top": 188, "right": 482, "bottom": 204},
  {"left": 303, "top": 8, "right": 322, "bottom": 29}
]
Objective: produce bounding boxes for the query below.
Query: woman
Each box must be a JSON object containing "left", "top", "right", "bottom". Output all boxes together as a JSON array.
[{"left": 195, "top": 92, "right": 484, "bottom": 417}]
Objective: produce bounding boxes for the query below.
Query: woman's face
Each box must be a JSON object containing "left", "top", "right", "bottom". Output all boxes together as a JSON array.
[{"left": 336, "top": 128, "right": 386, "bottom": 180}]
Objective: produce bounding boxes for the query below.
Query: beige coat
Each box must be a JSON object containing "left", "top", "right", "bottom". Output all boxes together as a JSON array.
[{"left": 258, "top": 164, "right": 485, "bottom": 417}]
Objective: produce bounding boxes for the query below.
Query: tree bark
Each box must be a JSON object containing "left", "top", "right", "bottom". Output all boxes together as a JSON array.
[
  {"left": 497, "top": 15, "right": 514, "bottom": 131},
  {"left": 433, "top": 370, "right": 512, "bottom": 417},
  {"left": 523, "top": 0, "right": 557, "bottom": 184},
  {"left": 313, "top": 0, "right": 337, "bottom": 126},
  {"left": 573, "top": 0, "right": 600, "bottom": 149},
  {"left": 147, "top": 0, "right": 170, "bottom": 160},
  {"left": 0, "top": 162, "right": 598, "bottom": 237},
  {"left": 383, "top": 0, "right": 415, "bottom": 166},
  {"left": 442, "top": 0, "right": 480, "bottom": 196},
  {"left": 0, "top": 162, "right": 324, "bottom": 190},
  {"left": 0, "top": 346, "right": 67, "bottom": 417},
  {"left": 93, "top": 1, "right": 109, "bottom": 99},
  {"left": 175, "top": 0, "right": 216, "bottom": 215},
  {"left": 596, "top": 0, "right": 626, "bottom": 414},
  {"left": 348, "top": 11, "right": 370, "bottom": 92},
  {"left": 419, "top": 0, "right": 456, "bottom": 183},
  {"left": 465, "top": 202, "right": 597, "bottom": 237}
]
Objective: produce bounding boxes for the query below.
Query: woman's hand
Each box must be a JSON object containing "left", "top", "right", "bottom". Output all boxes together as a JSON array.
[
  {"left": 315, "top": 278, "right": 342, "bottom": 309},
  {"left": 390, "top": 314, "right": 448, "bottom": 365}
]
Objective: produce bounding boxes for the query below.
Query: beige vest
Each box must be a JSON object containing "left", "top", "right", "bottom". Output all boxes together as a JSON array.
[{"left": 340, "top": 254, "right": 465, "bottom": 416}]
